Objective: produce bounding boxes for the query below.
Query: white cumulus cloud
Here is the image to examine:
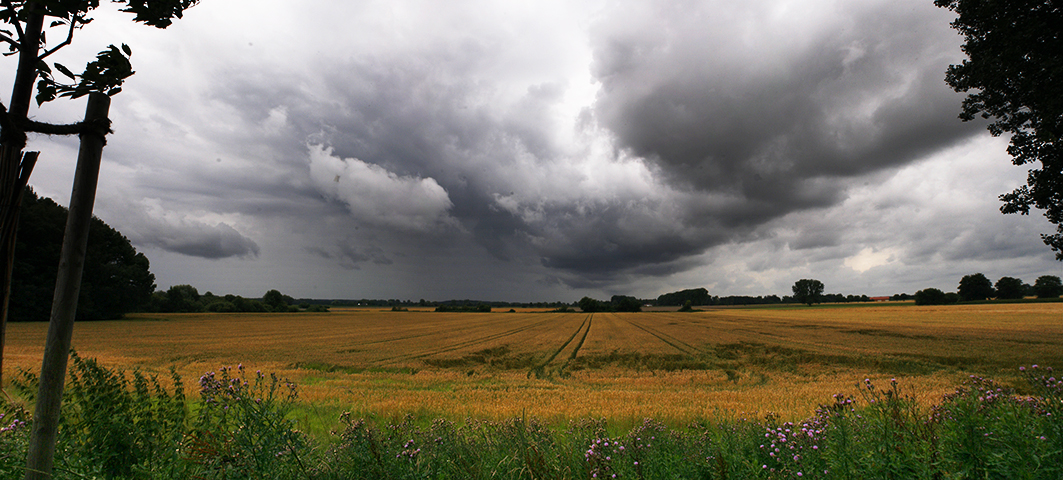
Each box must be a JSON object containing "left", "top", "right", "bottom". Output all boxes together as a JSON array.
[{"left": 307, "top": 143, "right": 457, "bottom": 232}]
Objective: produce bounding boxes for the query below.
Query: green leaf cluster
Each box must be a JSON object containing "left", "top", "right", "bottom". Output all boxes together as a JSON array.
[
  {"left": 35, "top": 43, "right": 132, "bottom": 105},
  {"left": 936, "top": 0, "right": 1063, "bottom": 259},
  {"left": 10, "top": 187, "right": 156, "bottom": 321},
  {"left": 1, "top": 0, "right": 200, "bottom": 107}
]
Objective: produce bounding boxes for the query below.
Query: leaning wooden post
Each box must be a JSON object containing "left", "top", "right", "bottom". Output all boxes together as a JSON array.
[{"left": 24, "top": 93, "right": 110, "bottom": 480}]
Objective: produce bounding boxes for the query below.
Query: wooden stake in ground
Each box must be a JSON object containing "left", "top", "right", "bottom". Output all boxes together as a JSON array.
[{"left": 23, "top": 93, "right": 110, "bottom": 480}]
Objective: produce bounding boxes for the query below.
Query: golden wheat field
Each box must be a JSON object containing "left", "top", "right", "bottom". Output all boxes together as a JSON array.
[{"left": 3, "top": 303, "right": 1062, "bottom": 425}]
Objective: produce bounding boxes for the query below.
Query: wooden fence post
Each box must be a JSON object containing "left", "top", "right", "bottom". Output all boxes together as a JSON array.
[{"left": 23, "top": 92, "right": 110, "bottom": 480}]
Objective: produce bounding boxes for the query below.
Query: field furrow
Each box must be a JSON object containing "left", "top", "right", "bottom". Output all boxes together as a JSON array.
[
  {"left": 4, "top": 303, "right": 1062, "bottom": 423},
  {"left": 563, "top": 315, "right": 591, "bottom": 364},
  {"left": 376, "top": 314, "right": 563, "bottom": 365},
  {"left": 619, "top": 315, "right": 698, "bottom": 355},
  {"left": 534, "top": 314, "right": 590, "bottom": 369}
]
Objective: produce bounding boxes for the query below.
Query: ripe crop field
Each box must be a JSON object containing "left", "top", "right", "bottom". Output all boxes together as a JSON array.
[{"left": 3, "top": 303, "right": 1061, "bottom": 427}]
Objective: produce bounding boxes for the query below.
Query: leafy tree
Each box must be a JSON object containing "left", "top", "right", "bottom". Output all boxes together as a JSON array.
[
  {"left": 656, "top": 288, "right": 710, "bottom": 307},
  {"left": 0, "top": 0, "right": 199, "bottom": 400},
  {"left": 610, "top": 295, "right": 642, "bottom": 312},
  {"left": 10, "top": 188, "right": 154, "bottom": 321},
  {"left": 914, "top": 288, "right": 951, "bottom": 305},
  {"left": 993, "top": 276, "right": 1026, "bottom": 300},
  {"left": 577, "top": 296, "right": 602, "bottom": 313},
  {"left": 936, "top": 0, "right": 1063, "bottom": 260},
  {"left": 164, "top": 284, "right": 201, "bottom": 313},
  {"left": 1033, "top": 275, "right": 1063, "bottom": 298},
  {"left": 791, "top": 279, "right": 824, "bottom": 306},
  {"left": 957, "top": 273, "right": 994, "bottom": 301},
  {"left": 262, "top": 289, "right": 290, "bottom": 312}
]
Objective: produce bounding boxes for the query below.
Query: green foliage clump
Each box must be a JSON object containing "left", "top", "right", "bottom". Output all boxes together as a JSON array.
[
  {"left": 186, "top": 365, "right": 310, "bottom": 478},
  {"left": 11, "top": 188, "right": 155, "bottom": 321},
  {"left": 2, "top": 359, "right": 1062, "bottom": 479},
  {"left": 577, "top": 295, "right": 642, "bottom": 312},
  {"left": 936, "top": 0, "right": 1063, "bottom": 259},
  {"left": 657, "top": 287, "right": 710, "bottom": 307},
  {"left": 958, "top": 273, "right": 995, "bottom": 301},
  {"left": 994, "top": 276, "right": 1027, "bottom": 300},
  {"left": 792, "top": 279, "right": 825, "bottom": 306},
  {"left": 0, "top": 401, "right": 30, "bottom": 477},
  {"left": 914, "top": 287, "right": 952, "bottom": 305},
  {"left": 11, "top": 351, "right": 187, "bottom": 478},
  {"left": 1034, "top": 275, "right": 1063, "bottom": 298},
  {"left": 144, "top": 286, "right": 308, "bottom": 314}
]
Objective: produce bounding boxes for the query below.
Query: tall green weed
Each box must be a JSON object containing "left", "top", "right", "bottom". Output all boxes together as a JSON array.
[{"left": 2, "top": 358, "right": 1062, "bottom": 479}]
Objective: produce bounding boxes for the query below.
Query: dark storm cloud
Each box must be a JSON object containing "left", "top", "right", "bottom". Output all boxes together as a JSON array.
[
  {"left": 589, "top": 1, "right": 981, "bottom": 227},
  {"left": 131, "top": 221, "right": 261, "bottom": 259},
  {"left": 209, "top": 50, "right": 564, "bottom": 254},
  {"left": 306, "top": 241, "right": 393, "bottom": 270},
  {"left": 196, "top": 0, "right": 984, "bottom": 286},
  {"left": 123, "top": 0, "right": 1043, "bottom": 296}
]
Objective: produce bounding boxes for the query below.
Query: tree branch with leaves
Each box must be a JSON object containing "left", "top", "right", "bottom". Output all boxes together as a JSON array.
[
  {"left": 0, "top": 0, "right": 198, "bottom": 393},
  {"left": 936, "top": 0, "right": 1063, "bottom": 260}
]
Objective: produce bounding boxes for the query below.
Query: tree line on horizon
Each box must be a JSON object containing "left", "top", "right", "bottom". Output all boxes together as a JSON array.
[
  {"left": 11, "top": 189, "right": 1061, "bottom": 321},
  {"left": 9, "top": 188, "right": 324, "bottom": 321},
  {"left": 909, "top": 273, "right": 1063, "bottom": 306},
  {"left": 653, "top": 287, "right": 871, "bottom": 308}
]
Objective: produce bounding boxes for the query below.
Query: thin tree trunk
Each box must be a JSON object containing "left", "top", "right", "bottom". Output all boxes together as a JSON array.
[
  {"left": 0, "top": 150, "right": 37, "bottom": 389},
  {"left": 24, "top": 93, "right": 109, "bottom": 480},
  {"left": 0, "top": 6, "right": 44, "bottom": 391}
]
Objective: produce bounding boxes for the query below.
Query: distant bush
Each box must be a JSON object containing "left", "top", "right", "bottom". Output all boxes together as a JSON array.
[
  {"left": 435, "top": 304, "right": 491, "bottom": 312},
  {"left": 145, "top": 287, "right": 299, "bottom": 314},
  {"left": 578, "top": 295, "right": 642, "bottom": 312},
  {"left": 915, "top": 288, "right": 953, "bottom": 305},
  {"left": 1034, "top": 275, "right": 1063, "bottom": 298}
]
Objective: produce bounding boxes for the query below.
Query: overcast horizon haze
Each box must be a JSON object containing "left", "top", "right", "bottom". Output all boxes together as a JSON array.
[{"left": 6, "top": 0, "right": 1062, "bottom": 302}]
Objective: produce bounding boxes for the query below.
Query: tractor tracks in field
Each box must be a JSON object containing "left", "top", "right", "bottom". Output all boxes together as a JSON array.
[
  {"left": 529, "top": 314, "right": 592, "bottom": 378},
  {"left": 377, "top": 315, "right": 560, "bottom": 365},
  {"left": 563, "top": 316, "right": 592, "bottom": 365},
  {"left": 619, "top": 316, "right": 699, "bottom": 356}
]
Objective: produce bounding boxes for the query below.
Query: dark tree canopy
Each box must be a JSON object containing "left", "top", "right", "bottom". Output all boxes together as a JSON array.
[
  {"left": 656, "top": 288, "right": 710, "bottom": 307},
  {"left": 791, "top": 279, "right": 824, "bottom": 306},
  {"left": 915, "top": 288, "right": 952, "bottom": 305},
  {"left": 610, "top": 295, "right": 642, "bottom": 312},
  {"left": 263, "top": 289, "right": 291, "bottom": 312},
  {"left": 577, "top": 296, "right": 601, "bottom": 312},
  {"left": 161, "top": 284, "right": 201, "bottom": 313},
  {"left": 577, "top": 295, "right": 642, "bottom": 312},
  {"left": 10, "top": 188, "right": 155, "bottom": 321},
  {"left": 936, "top": 0, "right": 1063, "bottom": 259},
  {"left": 957, "top": 273, "right": 995, "bottom": 301},
  {"left": 1033, "top": 275, "right": 1063, "bottom": 298},
  {"left": 993, "top": 276, "right": 1026, "bottom": 300}
]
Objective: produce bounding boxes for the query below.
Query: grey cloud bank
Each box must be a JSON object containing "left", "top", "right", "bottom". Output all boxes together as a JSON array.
[{"left": 8, "top": 0, "right": 1060, "bottom": 301}]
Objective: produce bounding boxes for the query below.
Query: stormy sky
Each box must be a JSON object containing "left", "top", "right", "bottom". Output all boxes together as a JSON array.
[{"left": 8, "top": 0, "right": 1061, "bottom": 301}]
